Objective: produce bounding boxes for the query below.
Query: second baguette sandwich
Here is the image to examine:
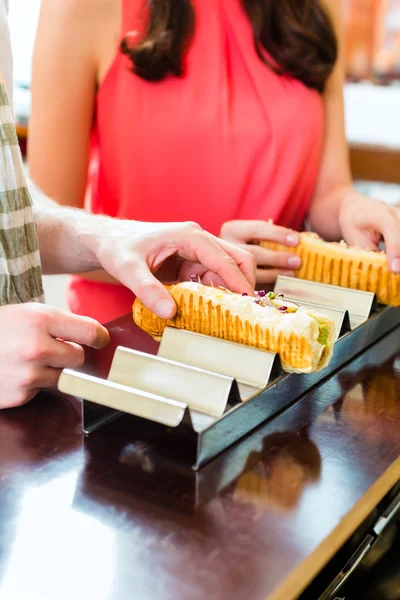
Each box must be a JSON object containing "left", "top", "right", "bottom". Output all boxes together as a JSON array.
[
  {"left": 132, "top": 282, "right": 335, "bottom": 374},
  {"left": 261, "top": 232, "right": 400, "bottom": 306}
]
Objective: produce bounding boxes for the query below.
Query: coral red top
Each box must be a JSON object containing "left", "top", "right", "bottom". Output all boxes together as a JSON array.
[{"left": 68, "top": 0, "right": 324, "bottom": 324}]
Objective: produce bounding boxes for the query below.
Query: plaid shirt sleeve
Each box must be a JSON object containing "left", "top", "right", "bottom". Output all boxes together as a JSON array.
[{"left": 0, "top": 71, "right": 44, "bottom": 305}]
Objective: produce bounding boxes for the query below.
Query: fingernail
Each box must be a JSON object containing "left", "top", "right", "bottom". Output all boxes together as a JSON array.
[
  {"left": 92, "top": 325, "right": 110, "bottom": 349},
  {"left": 288, "top": 256, "right": 301, "bottom": 268},
  {"left": 155, "top": 299, "right": 175, "bottom": 319},
  {"left": 391, "top": 258, "right": 400, "bottom": 274},
  {"left": 285, "top": 234, "right": 300, "bottom": 246}
]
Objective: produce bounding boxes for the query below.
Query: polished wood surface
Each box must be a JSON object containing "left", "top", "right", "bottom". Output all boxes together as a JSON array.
[
  {"left": 350, "top": 143, "right": 400, "bottom": 184},
  {"left": 0, "top": 318, "right": 399, "bottom": 600}
]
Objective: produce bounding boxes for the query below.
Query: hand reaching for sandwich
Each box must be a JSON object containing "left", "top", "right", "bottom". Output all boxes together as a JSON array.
[
  {"left": 1, "top": 220, "right": 255, "bottom": 409},
  {"left": 92, "top": 221, "right": 256, "bottom": 318},
  {"left": 219, "top": 220, "right": 302, "bottom": 284},
  {"left": 338, "top": 192, "right": 400, "bottom": 273}
]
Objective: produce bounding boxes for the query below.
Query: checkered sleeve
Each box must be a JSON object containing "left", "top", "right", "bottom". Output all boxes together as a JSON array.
[{"left": 0, "top": 71, "right": 44, "bottom": 304}]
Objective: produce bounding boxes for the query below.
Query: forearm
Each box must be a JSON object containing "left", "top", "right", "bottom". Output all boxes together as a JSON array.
[
  {"left": 308, "top": 183, "right": 353, "bottom": 241},
  {"left": 307, "top": 75, "right": 353, "bottom": 240},
  {"left": 29, "top": 178, "right": 165, "bottom": 275},
  {"left": 307, "top": 0, "right": 353, "bottom": 241},
  {"left": 307, "top": 77, "right": 353, "bottom": 240}
]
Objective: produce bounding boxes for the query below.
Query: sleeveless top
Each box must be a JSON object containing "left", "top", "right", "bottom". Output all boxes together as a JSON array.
[{"left": 68, "top": 0, "right": 324, "bottom": 324}]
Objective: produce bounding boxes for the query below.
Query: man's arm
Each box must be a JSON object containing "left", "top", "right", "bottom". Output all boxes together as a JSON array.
[
  {"left": 30, "top": 178, "right": 255, "bottom": 318},
  {"left": 29, "top": 177, "right": 161, "bottom": 274}
]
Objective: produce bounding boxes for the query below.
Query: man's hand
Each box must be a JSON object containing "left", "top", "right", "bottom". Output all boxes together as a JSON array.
[
  {"left": 0, "top": 304, "right": 109, "bottom": 409},
  {"left": 31, "top": 188, "right": 256, "bottom": 314},
  {"left": 90, "top": 221, "right": 256, "bottom": 319}
]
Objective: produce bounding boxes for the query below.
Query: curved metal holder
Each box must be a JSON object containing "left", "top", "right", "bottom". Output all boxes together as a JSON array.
[{"left": 58, "top": 277, "right": 398, "bottom": 470}]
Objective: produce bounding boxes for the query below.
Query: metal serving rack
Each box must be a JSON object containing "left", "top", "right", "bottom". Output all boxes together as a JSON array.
[{"left": 58, "top": 277, "right": 400, "bottom": 470}]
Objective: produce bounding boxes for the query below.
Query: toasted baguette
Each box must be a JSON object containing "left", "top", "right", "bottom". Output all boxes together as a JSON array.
[
  {"left": 132, "top": 282, "right": 335, "bottom": 374},
  {"left": 261, "top": 232, "right": 400, "bottom": 306}
]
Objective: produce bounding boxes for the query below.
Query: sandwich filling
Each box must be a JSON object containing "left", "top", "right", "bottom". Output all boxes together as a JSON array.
[{"left": 178, "top": 283, "right": 334, "bottom": 370}]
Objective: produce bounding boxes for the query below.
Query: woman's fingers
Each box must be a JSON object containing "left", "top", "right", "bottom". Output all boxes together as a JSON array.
[
  {"left": 220, "top": 220, "right": 300, "bottom": 246},
  {"left": 256, "top": 269, "right": 296, "bottom": 285},
  {"left": 247, "top": 244, "right": 301, "bottom": 269},
  {"left": 340, "top": 195, "right": 400, "bottom": 274},
  {"left": 379, "top": 211, "right": 400, "bottom": 273}
]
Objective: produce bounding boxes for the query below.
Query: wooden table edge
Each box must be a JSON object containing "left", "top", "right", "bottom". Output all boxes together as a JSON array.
[
  {"left": 349, "top": 143, "right": 400, "bottom": 184},
  {"left": 266, "top": 454, "right": 400, "bottom": 600}
]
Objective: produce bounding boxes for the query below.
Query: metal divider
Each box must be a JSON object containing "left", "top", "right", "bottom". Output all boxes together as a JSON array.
[
  {"left": 57, "top": 276, "right": 393, "bottom": 468},
  {"left": 58, "top": 333, "right": 277, "bottom": 434},
  {"left": 274, "top": 276, "right": 376, "bottom": 330}
]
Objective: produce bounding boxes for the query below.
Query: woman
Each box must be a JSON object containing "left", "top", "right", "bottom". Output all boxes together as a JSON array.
[{"left": 29, "top": 0, "right": 400, "bottom": 323}]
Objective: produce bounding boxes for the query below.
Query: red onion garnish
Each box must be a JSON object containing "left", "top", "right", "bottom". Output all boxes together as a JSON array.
[
  {"left": 190, "top": 273, "right": 202, "bottom": 284},
  {"left": 242, "top": 293, "right": 248, "bottom": 296}
]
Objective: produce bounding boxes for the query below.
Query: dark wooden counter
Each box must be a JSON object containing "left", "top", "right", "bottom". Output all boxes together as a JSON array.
[{"left": 0, "top": 318, "right": 399, "bottom": 600}]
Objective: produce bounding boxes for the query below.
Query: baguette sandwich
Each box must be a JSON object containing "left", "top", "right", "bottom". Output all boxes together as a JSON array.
[
  {"left": 132, "top": 282, "right": 335, "bottom": 374},
  {"left": 261, "top": 232, "right": 400, "bottom": 306}
]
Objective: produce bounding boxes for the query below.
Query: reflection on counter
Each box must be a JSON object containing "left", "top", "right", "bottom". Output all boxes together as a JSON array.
[
  {"left": 335, "top": 363, "right": 400, "bottom": 433},
  {"left": 233, "top": 432, "right": 321, "bottom": 513}
]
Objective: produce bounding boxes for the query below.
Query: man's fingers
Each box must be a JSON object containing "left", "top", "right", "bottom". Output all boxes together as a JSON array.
[
  {"left": 46, "top": 340, "right": 85, "bottom": 369},
  {"left": 127, "top": 263, "right": 177, "bottom": 319},
  {"left": 214, "top": 238, "right": 256, "bottom": 288},
  {"left": 220, "top": 220, "right": 300, "bottom": 246},
  {"left": 46, "top": 309, "right": 110, "bottom": 349},
  {"left": 186, "top": 234, "right": 254, "bottom": 294},
  {"left": 21, "top": 367, "right": 62, "bottom": 392},
  {"left": 256, "top": 269, "right": 296, "bottom": 285}
]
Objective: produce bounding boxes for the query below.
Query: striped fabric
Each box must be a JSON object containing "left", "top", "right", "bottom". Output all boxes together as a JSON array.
[{"left": 0, "top": 71, "right": 44, "bottom": 304}]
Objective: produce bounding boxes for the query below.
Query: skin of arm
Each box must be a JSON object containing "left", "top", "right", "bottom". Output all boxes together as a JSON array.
[
  {"left": 29, "top": 0, "right": 304, "bottom": 284},
  {"left": 30, "top": 178, "right": 256, "bottom": 311},
  {"left": 307, "top": 0, "right": 351, "bottom": 240},
  {"left": 308, "top": 0, "right": 400, "bottom": 272},
  {"left": 28, "top": 0, "right": 104, "bottom": 208},
  {"left": 30, "top": 0, "right": 400, "bottom": 278}
]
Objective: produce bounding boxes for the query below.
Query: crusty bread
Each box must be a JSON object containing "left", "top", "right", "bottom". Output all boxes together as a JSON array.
[
  {"left": 261, "top": 232, "right": 400, "bottom": 306},
  {"left": 132, "top": 282, "right": 335, "bottom": 374}
]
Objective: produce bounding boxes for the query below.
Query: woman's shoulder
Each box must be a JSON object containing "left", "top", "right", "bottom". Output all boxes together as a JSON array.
[
  {"left": 39, "top": 0, "right": 118, "bottom": 28},
  {"left": 38, "top": 0, "right": 120, "bottom": 69}
]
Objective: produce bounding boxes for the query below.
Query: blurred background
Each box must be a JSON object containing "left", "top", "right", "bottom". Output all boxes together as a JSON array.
[{"left": 8, "top": 0, "right": 400, "bottom": 308}]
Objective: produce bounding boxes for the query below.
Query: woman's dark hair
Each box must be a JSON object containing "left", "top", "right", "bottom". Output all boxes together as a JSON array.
[{"left": 120, "top": 0, "right": 337, "bottom": 93}]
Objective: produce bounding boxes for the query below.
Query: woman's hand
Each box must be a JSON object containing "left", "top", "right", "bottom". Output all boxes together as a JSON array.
[
  {"left": 338, "top": 190, "right": 400, "bottom": 273},
  {"left": 219, "top": 220, "right": 302, "bottom": 284}
]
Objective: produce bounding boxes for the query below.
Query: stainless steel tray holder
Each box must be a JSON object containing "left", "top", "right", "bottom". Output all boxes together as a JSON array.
[
  {"left": 58, "top": 328, "right": 279, "bottom": 436},
  {"left": 274, "top": 276, "right": 375, "bottom": 331},
  {"left": 58, "top": 277, "right": 399, "bottom": 469}
]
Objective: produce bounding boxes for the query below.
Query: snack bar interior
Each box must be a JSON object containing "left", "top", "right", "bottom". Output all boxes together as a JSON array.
[{"left": 0, "top": 2, "right": 399, "bottom": 600}]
